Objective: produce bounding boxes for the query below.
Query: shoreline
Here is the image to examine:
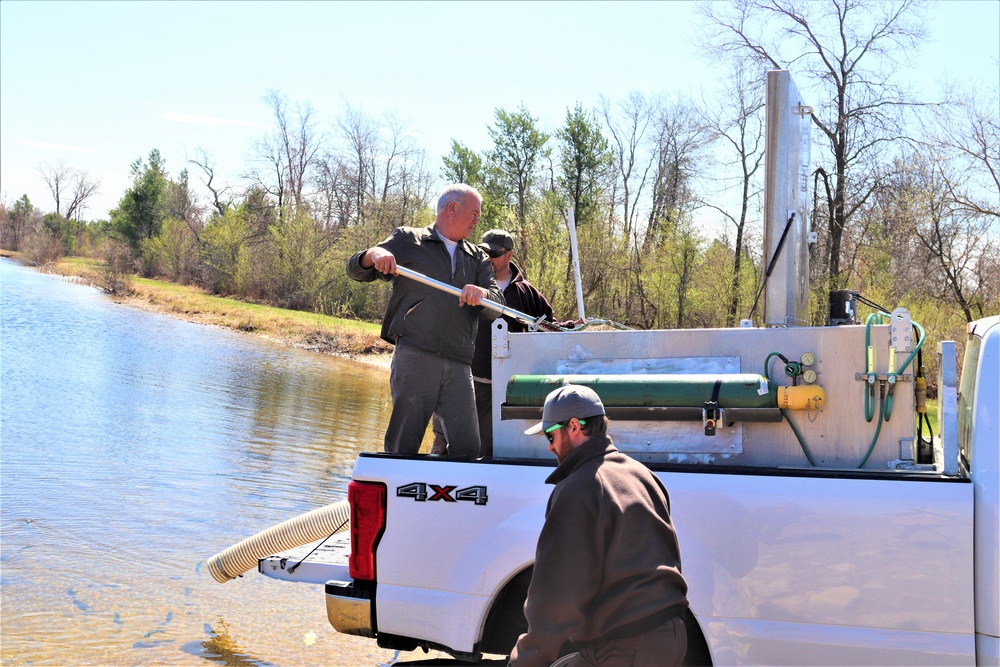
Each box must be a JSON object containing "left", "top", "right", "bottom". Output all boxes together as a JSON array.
[{"left": 6, "top": 254, "right": 393, "bottom": 372}]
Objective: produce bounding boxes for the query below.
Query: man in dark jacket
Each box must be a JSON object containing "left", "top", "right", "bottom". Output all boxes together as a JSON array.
[
  {"left": 433, "top": 229, "right": 560, "bottom": 457},
  {"left": 346, "top": 184, "right": 504, "bottom": 458},
  {"left": 510, "top": 385, "right": 689, "bottom": 667}
]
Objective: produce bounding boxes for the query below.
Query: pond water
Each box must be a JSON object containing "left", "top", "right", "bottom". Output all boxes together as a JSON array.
[{"left": 0, "top": 258, "right": 439, "bottom": 666}]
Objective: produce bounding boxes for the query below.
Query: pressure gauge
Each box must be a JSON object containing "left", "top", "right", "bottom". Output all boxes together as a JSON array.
[
  {"left": 803, "top": 369, "right": 818, "bottom": 384},
  {"left": 801, "top": 352, "right": 816, "bottom": 367}
]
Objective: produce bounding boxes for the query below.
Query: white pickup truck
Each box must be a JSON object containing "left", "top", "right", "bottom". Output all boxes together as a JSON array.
[
  {"left": 209, "top": 72, "right": 998, "bottom": 665},
  {"left": 253, "top": 313, "right": 998, "bottom": 666}
]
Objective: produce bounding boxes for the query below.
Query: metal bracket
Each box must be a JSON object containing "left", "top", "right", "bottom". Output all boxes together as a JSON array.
[
  {"left": 855, "top": 373, "right": 912, "bottom": 383},
  {"left": 493, "top": 318, "right": 510, "bottom": 359},
  {"left": 889, "top": 307, "right": 914, "bottom": 354}
]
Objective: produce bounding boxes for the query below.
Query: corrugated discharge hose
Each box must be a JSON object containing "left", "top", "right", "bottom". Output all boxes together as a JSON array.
[{"left": 207, "top": 499, "right": 350, "bottom": 584}]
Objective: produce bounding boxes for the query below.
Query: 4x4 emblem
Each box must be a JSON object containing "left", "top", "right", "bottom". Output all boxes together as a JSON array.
[{"left": 396, "top": 483, "right": 488, "bottom": 505}]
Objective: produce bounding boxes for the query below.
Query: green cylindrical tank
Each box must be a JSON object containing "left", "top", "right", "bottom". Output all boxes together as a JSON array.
[{"left": 505, "top": 374, "right": 777, "bottom": 408}]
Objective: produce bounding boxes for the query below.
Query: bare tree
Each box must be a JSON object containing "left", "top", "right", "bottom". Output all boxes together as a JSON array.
[
  {"left": 314, "top": 155, "right": 356, "bottom": 230},
  {"left": 698, "top": 62, "right": 768, "bottom": 326},
  {"left": 248, "top": 90, "right": 323, "bottom": 211},
  {"left": 699, "top": 0, "right": 929, "bottom": 287},
  {"left": 932, "top": 85, "right": 1000, "bottom": 219},
  {"left": 644, "top": 95, "right": 710, "bottom": 249},
  {"left": 317, "top": 105, "right": 433, "bottom": 233},
  {"left": 187, "top": 148, "right": 234, "bottom": 218},
  {"left": 376, "top": 113, "right": 430, "bottom": 225},
  {"left": 599, "top": 91, "right": 656, "bottom": 243},
  {"left": 334, "top": 102, "right": 380, "bottom": 228},
  {"left": 877, "top": 149, "right": 995, "bottom": 322},
  {"left": 38, "top": 161, "right": 100, "bottom": 221}
]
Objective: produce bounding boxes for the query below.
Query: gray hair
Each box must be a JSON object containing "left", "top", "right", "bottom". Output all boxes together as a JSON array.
[{"left": 436, "top": 183, "right": 482, "bottom": 216}]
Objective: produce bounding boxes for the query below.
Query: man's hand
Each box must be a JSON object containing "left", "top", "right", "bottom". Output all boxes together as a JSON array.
[
  {"left": 459, "top": 284, "right": 488, "bottom": 307},
  {"left": 363, "top": 247, "right": 397, "bottom": 275}
]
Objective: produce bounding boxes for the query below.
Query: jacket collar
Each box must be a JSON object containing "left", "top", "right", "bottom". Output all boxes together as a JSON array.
[
  {"left": 427, "top": 224, "right": 479, "bottom": 257},
  {"left": 508, "top": 261, "right": 525, "bottom": 285},
  {"left": 545, "top": 433, "right": 617, "bottom": 485}
]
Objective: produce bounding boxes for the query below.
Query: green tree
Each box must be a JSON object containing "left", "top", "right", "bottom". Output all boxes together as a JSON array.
[
  {"left": 258, "top": 207, "right": 339, "bottom": 311},
  {"left": 141, "top": 217, "right": 200, "bottom": 283},
  {"left": 556, "top": 103, "right": 613, "bottom": 227},
  {"left": 441, "top": 140, "right": 484, "bottom": 187},
  {"left": 164, "top": 168, "right": 196, "bottom": 224},
  {"left": 485, "top": 105, "right": 549, "bottom": 227},
  {"left": 42, "top": 212, "right": 74, "bottom": 254},
  {"left": 199, "top": 207, "right": 253, "bottom": 295},
  {"left": 111, "top": 149, "right": 169, "bottom": 251},
  {"left": 442, "top": 140, "right": 509, "bottom": 231},
  {"left": 2, "top": 194, "right": 34, "bottom": 250}
]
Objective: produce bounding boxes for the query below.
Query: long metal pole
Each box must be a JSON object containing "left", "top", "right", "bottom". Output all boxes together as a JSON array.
[
  {"left": 394, "top": 265, "right": 563, "bottom": 331},
  {"left": 567, "top": 209, "right": 586, "bottom": 320}
]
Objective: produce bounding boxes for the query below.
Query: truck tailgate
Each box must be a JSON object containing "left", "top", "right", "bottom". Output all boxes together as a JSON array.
[{"left": 258, "top": 532, "right": 350, "bottom": 585}]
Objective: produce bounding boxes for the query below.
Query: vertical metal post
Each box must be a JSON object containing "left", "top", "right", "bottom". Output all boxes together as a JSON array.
[
  {"left": 567, "top": 209, "right": 586, "bottom": 321},
  {"left": 763, "top": 70, "right": 812, "bottom": 327},
  {"left": 937, "top": 340, "right": 959, "bottom": 475}
]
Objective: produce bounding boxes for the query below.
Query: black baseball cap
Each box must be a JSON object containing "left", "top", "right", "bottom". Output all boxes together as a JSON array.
[{"left": 479, "top": 229, "right": 514, "bottom": 254}]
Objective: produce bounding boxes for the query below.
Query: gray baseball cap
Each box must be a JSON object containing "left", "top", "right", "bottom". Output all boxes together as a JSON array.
[
  {"left": 524, "top": 384, "right": 606, "bottom": 435},
  {"left": 479, "top": 229, "right": 514, "bottom": 254}
]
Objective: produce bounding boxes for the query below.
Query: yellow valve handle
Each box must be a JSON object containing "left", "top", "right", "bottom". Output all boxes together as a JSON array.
[
  {"left": 778, "top": 385, "right": 827, "bottom": 411},
  {"left": 867, "top": 346, "right": 875, "bottom": 374}
]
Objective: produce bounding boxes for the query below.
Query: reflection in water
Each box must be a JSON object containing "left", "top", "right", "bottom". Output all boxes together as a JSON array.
[
  {"left": 185, "top": 617, "right": 276, "bottom": 667},
  {"left": 0, "top": 260, "right": 417, "bottom": 666}
]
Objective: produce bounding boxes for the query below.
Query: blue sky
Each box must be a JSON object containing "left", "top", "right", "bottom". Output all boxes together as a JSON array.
[{"left": 1, "top": 0, "right": 998, "bottom": 221}]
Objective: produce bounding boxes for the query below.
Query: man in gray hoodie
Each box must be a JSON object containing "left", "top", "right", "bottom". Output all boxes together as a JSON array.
[{"left": 510, "top": 385, "right": 689, "bottom": 666}]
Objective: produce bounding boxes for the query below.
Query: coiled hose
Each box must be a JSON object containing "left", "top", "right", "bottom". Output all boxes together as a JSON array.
[{"left": 207, "top": 499, "right": 350, "bottom": 583}]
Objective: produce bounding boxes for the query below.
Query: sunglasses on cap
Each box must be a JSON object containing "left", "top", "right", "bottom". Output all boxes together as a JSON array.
[
  {"left": 486, "top": 248, "right": 508, "bottom": 259},
  {"left": 545, "top": 419, "right": 586, "bottom": 443}
]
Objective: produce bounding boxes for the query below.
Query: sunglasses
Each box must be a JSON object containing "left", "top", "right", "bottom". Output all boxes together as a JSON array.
[
  {"left": 544, "top": 419, "right": 586, "bottom": 443},
  {"left": 486, "top": 248, "right": 508, "bottom": 259}
]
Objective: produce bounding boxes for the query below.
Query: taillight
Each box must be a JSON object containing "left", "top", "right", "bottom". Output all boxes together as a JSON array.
[{"left": 348, "top": 480, "right": 386, "bottom": 581}]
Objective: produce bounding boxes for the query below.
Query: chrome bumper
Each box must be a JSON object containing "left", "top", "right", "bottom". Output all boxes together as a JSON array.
[{"left": 325, "top": 580, "right": 373, "bottom": 637}]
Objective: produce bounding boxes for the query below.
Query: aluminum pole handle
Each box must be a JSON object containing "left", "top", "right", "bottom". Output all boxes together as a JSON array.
[{"left": 394, "top": 265, "right": 562, "bottom": 332}]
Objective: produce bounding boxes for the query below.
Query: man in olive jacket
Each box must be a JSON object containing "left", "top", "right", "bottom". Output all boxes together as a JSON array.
[
  {"left": 346, "top": 184, "right": 504, "bottom": 458},
  {"left": 510, "top": 385, "right": 689, "bottom": 666},
  {"left": 432, "top": 228, "right": 562, "bottom": 457}
]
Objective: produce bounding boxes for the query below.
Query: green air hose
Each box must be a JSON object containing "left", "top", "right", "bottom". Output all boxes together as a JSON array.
[
  {"left": 860, "top": 310, "right": 925, "bottom": 466},
  {"left": 864, "top": 313, "right": 887, "bottom": 422},
  {"left": 857, "top": 383, "right": 887, "bottom": 468}
]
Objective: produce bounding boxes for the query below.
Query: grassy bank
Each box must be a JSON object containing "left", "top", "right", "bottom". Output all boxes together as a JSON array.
[{"left": 39, "top": 255, "right": 393, "bottom": 369}]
